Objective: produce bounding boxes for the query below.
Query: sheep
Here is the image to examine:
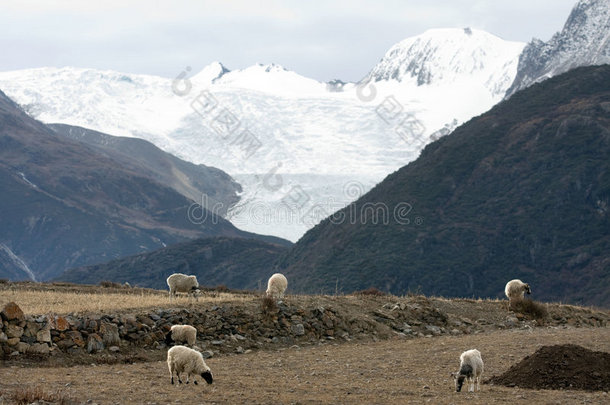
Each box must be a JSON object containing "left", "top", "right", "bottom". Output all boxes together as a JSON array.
[
  {"left": 165, "top": 324, "right": 197, "bottom": 347},
  {"left": 265, "top": 273, "right": 288, "bottom": 300},
  {"left": 452, "top": 349, "right": 484, "bottom": 392},
  {"left": 505, "top": 279, "right": 531, "bottom": 303},
  {"left": 167, "top": 273, "right": 200, "bottom": 301},
  {"left": 167, "top": 345, "right": 213, "bottom": 385}
]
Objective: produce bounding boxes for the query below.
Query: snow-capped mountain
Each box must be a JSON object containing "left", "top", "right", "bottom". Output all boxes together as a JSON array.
[
  {"left": 506, "top": 0, "right": 610, "bottom": 97},
  {"left": 0, "top": 28, "right": 524, "bottom": 242},
  {"left": 364, "top": 28, "right": 524, "bottom": 98}
]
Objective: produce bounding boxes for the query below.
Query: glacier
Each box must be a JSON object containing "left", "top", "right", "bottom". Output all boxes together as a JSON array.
[{"left": 0, "top": 28, "right": 524, "bottom": 242}]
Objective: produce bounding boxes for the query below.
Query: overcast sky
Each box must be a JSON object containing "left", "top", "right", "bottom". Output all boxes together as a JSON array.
[{"left": 0, "top": 0, "right": 577, "bottom": 82}]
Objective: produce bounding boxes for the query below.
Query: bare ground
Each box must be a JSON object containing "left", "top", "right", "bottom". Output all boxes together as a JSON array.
[{"left": 1, "top": 326, "right": 609, "bottom": 404}]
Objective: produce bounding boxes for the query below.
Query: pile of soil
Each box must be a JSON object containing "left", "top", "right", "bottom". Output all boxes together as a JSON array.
[{"left": 489, "top": 344, "right": 610, "bottom": 391}]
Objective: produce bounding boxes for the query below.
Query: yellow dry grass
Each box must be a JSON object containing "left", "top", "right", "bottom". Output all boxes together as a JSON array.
[{"left": 0, "top": 289, "right": 256, "bottom": 316}]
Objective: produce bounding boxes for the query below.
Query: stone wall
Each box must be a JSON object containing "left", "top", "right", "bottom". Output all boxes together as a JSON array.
[
  {"left": 2, "top": 296, "right": 607, "bottom": 359},
  {"left": 1, "top": 300, "right": 388, "bottom": 358}
]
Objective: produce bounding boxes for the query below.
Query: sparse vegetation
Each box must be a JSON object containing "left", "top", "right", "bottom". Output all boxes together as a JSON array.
[
  {"left": 260, "top": 294, "right": 278, "bottom": 315},
  {"left": 353, "top": 287, "right": 387, "bottom": 296},
  {"left": 510, "top": 298, "right": 549, "bottom": 321},
  {"left": 99, "top": 280, "right": 123, "bottom": 288},
  {"left": 6, "top": 386, "right": 74, "bottom": 405}
]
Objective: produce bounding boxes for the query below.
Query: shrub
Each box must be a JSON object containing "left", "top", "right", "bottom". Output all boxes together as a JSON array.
[
  {"left": 9, "top": 386, "right": 74, "bottom": 405},
  {"left": 99, "top": 280, "right": 122, "bottom": 288},
  {"left": 260, "top": 294, "right": 278, "bottom": 315},
  {"left": 510, "top": 298, "right": 549, "bottom": 321},
  {"left": 353, "top": 287, "right": 386, "bottom": 296}
]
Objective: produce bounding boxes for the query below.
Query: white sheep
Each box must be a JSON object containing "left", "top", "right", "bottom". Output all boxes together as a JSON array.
[
  {"left": 452, "top": 349, "right": 484, "bottom": 392},
  {"left": 167, "top": 273, "right": 200, "bottom": 301},
  {"left": 266, "top": 273, "right": 288, "bottom": 299},
  {"left": 505, "top": 279, "right": 531, "bottom": 303},
  {"left": 167, "top": 345, "right": 213, "bottom": 385},
  {"left": 165, "top": 324, "right": 197, "bottom": 347}
]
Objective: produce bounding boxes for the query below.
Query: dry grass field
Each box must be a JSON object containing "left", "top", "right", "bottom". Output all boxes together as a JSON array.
[{"left": 0, "top": 282, "right": 257, "bottom": 316}]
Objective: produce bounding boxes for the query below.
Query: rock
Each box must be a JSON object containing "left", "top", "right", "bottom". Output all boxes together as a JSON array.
[
  {"left": 55, "top": 316, "right": 70, "bottom": 331},
  {"left": 425, "top": 325, "right": 441, "bottom": 335},
  {"left": 67, "top": 346, "right": 83, "bottom": 355},
  {"left": 201, "top": 350, "right": 214, "bottom": 359},
  {"left": 236, "top": 346, "right": 244, "bottom": 354},
  {"left": 1, "top": 302, "right": 24, "bottom": 322},
  {"left": 505, "top": 316, "right": 519, "bottom": 327},
  {"left": 211, "top": 340, "right": 224, "bottom": 345},
  {"left": 99, "top": 322, "right": 120, "bottom": 346},
  {"left": 460, "top": 317, "right": 474, "bottom": 325},
  {"left": 373, "top": 310, "right": 395, "bottom": 321},
  {"left": 87, "top": 334, "right": 104, "bottom": 353},
  {"left": 0, "top": 332, "right": 7, "bottom": 342},
  {"left": 5, "top": 324, "right": 24, "bottom": 339},
  {"left": 66, "top": 330, "right": 85, "bottom": 347},
  {"left": 28, "top": 343, "right": 50, "bottom": 355},
  {"left": 15, "top": 342, "right": 30, "bottom": 353},
  {"left": 109, "top": 346, "right": 120, "bottom": 352},
  {"left": 23, "top": 321, "right": 41, "bottom": 337},
  {"left": 291, "top": 323, "right": 305, "bottom": 336},
  {"left": 6, "top": 337, "right": 20, "bottom": 346},
  {"left": 37, "top": 329, "right": 51, "bottom": 343},
  {"left": 56, "top": 338, "right": 76, "bottom": 350},
  {"left": 86, "top": 319, "right": 99, "bottom": 331}
]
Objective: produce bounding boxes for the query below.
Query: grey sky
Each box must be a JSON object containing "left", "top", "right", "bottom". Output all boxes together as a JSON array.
[{"left": 0, "top": 0, "right": 577, "bottom": 82}]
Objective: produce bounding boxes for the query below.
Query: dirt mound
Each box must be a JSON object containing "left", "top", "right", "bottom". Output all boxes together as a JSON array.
[{"left": 489, "top": 344, "right": 610, "bottom": 391}]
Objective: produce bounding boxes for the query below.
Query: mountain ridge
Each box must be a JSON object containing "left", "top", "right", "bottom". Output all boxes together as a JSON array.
[{"left": 506, "top": 0, "right": 610, "bottom": 97}]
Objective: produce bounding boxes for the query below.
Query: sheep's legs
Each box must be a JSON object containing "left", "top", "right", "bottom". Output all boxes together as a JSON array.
[
  {"left": 476, "top": 377, "right": 480, "bottom": 391},
  {"left": 468, "top": 377, "right": 474, "bottom": 392}
]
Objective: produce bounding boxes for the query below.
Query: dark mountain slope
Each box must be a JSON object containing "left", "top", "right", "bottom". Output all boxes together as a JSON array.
[
  {"left": 0, "top": 90, "right": 284, "bottom": 281},
  {"left": 57, "top": 237, "right": 288, "bottom": 291},
  {"left": 278, "top": 65, "right": 610, "bottom": 307},
  {"left": 48, "top": 123, "right": 240, "bottom": 217}
]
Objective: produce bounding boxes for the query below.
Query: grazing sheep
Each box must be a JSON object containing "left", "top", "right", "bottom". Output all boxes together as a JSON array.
[
  {"left": 505, "top": 279, "right": 531, "bottom": 303},
  {"left": 167, "top": 345, "right": 213, "bottom": 385},
  {"left": 452, "top": 349, "right": 484, "bottom": 392},
  {"left": 165, "top": 324, "right": 197, "bottom": 347},
  {"left": 266, "top": 273, "right": 288, "bottom": 299},
  {"left": 167, "top": 273, "right": 200, "bottom": 301}
]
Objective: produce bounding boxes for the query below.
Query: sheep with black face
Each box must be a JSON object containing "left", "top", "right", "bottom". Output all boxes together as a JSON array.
[
  {"left": 505, "top": 279, "right": 531, "bottom": 304},
  {"left": 167, "top": 345, "right": 213, "bottom": 386},
  {"left": 165, "top": 324, "right": 197, "bottom": 347},
  {"left": 452, "top": 349, "right": 483, "bottom": 392}
]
